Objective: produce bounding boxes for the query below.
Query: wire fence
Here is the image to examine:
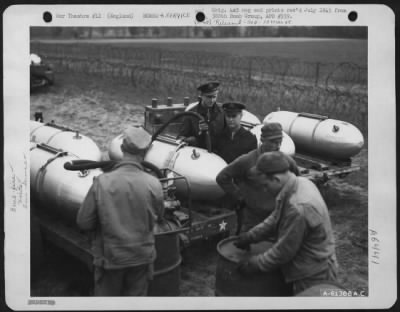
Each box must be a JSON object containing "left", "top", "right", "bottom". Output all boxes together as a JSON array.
[{"left": 31, "top": 42, "right": 368, "bottom": 134}]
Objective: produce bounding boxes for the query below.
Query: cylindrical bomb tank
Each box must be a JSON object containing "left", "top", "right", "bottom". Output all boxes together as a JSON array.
[
  {"left": 250, "top": 124, "right": 296, "bottom": 156},
  {"left": 30, "top": 120, "right": 102, "bottom": 161},
  {"left": 241, "top": 109, "right": 261, "bottom": 125},
  {"left": 30, "top": 53, "right": 42, "bottom": 65},
  {"left": 108, "top": 133, "right": 125, "bottom": 161},
  {"left": 30, "top": 143, "right": 103, "bottom": 224},
  {"left": 109, "top": 135, "right": 226, "bottom": 200},
  {"left": 263, "top": 111, "right": 364, "bottom": 160},
  {"left": 147, "top": 143, "right": 226, "bottom": 200}
]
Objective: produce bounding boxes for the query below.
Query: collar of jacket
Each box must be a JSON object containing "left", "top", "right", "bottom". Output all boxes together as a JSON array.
[
  {"left": 222, "top": 125, "right": 243, "bottom": 138},
  {"left": 112, "top": 160, "right": 144, "bottom": 171},
  {"left": 276, "top": 172, "right": 297, "bottom": 205}
]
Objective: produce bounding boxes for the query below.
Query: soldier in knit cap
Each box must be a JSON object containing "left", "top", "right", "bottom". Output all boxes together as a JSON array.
[
  {"left": 235, "top": 151, "right": 339, "bottom": 296},
  {"left": 77, "top": 126, "right": 164, "bottom": 296},
  {"left": 216, "top": 122, "right": 299, "bottom": 232},
  {"left": 259, "top": 122, "right": 285, "bottom": 153}
]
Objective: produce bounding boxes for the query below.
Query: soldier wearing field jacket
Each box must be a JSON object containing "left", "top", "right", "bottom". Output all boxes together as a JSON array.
[
  {"left": 216, "top": 122, "right": 299, "bottom": 231},
  {"left": 178, "top": 81, "right": 225, "bottom": 151},
  {"left": 235, "top": 151, "right": 338, "bottom": 295},
  {"left": 77, "top": 126, "right": 164, "bottom": 296}
]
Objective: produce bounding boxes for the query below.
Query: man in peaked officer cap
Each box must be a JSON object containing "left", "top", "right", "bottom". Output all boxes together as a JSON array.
[
  {"left": 77, "top": 126, "right": 164, "bottom": 296},
  {"left": 197, "top": 81, "right": 220, "bottom": 96},
  {"left": 223, "top": 101, "right": 245, "bottom": 113},
  {"left": 213, "top": 102, "right": 257, "bottom": 164},
  {"left": 216, "top": 121, "right": 299, "bottom": 233},
  {"left": 178, "top": 81, "right": 225, "bottom": 150},
  {"left": 235, "top": 151, "right": 339, "bottom": 296}
]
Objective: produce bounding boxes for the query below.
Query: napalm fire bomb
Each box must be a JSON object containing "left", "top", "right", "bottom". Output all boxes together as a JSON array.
[{"left": 30, "top": 81, "right": 364, "bottom": 297}]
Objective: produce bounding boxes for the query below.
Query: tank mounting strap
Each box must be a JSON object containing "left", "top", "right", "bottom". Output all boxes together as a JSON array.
[
  {"left": 240, "top": 120, "right": 257, "bottom": 129},
  {"left": 299, "top": 112, "right": 328, "bottom": 120},
  {"left": 36, "top": 143, "right": 65, "bottom": 155},
  {"left": 45, "top": 122, "right": 74, "bottom": 132},
  {"left": 156, "top": 135, "right": 181, "bottom": 146},
  {"left": 164, "top": 142, "right": 186, "bottom": 169},
  {"left": 35, "top": 150, "right": 69, "bottom": 204},
  {"left": 39, "top": 151, "right": 69, "bottom": 171}
]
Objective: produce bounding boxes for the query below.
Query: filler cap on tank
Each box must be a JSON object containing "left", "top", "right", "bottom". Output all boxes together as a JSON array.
[
  {"left": 332, "top": 125, "right": 340, "bottom": 133},
  {"left": 74, "top": 131, "right": 82, "bottom": 139},
  {"left": 191, "top": 149, "right": 200, "bottom": 160}
]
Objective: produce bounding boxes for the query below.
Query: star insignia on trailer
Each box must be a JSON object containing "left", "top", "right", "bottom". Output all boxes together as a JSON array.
[{"left": 219, "top": 220, "right": 227, "bottom": 232}]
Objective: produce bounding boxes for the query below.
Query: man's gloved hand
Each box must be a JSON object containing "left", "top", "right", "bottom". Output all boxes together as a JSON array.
[
  {"left": 198, "top": 120, "right": 209, "bottom": 132},
  {"left": 237, "top": 256, "right": 259, "bottom": 275},
  {"left": 234, "top": 233, "right": 252, "bottom": 251}
]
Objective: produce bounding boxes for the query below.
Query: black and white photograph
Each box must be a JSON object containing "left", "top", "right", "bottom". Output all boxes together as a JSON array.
[{"left": 3, "top": 4, "right": 396, "bottom": 310}]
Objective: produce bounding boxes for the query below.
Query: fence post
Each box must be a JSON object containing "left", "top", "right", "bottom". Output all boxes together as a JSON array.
[{"left": 315, "top": 62, "right": 320, "bottom": 86}]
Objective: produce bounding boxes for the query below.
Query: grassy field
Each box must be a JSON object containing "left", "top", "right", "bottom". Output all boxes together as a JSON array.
[
  {"left": 35, "top": 37, "right": 368, "bottom": 66},
  {"left": 30, "top": 72, "right": 368, "bottom": 296},
  {"left": 33, "top": 37, "right": 368, "bottom": 135},
  {"left": 117, "top": 39, "right": 367, "bottom": 65}
]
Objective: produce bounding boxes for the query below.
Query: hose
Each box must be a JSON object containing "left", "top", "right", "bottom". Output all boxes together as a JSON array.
[
  {"left": 151, "top": 111, "right": 212, "bottom": 153},
  {"left": 141, "top": 160, "right": 164, "bottom": 179},
  {"left": 63, "top": 159, "right": 164, "bottom": 178},
  {"left": 63, "top": 160, "right": 116, "bottom": 171}
]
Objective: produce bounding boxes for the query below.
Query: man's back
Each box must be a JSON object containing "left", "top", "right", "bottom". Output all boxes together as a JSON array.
[
  {"left": 77, "top": 161, "right": 164, "bottom": 269},
  {"left": 286, "top": 177, "right": 336, "bottom": 267}
]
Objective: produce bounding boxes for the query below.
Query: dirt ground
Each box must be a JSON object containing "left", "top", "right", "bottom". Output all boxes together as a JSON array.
[{"left": 30, "top": 72, "right": 368, "bottom": 297}]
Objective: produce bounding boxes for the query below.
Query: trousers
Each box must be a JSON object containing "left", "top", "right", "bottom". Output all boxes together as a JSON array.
[
  {"left": 94, "top": 264, "right": 150, "bottom": 296},
  {"left": 292, "top": 261, "right": 338, "bottom": 295}
]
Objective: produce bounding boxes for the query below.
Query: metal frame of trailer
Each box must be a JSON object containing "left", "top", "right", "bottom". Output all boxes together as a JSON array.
[{"left": 31, "top": 200, "right": 237, "bottom": 272}]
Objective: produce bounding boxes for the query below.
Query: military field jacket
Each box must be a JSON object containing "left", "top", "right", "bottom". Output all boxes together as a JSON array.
[
  {"left": 247, "top": 173, "right": 338, "bottom": 282},
  {"left": 77, "top": 161, "right": 165, "bottom": 269},
  {"left": 213, "top": 126, "right": 258, "bottom": 164},
  {"left": 178, "top": 101, "right": 225, "bottom": 150},
  {"left": 216, "top": 149, "right": 299, "bottom": 216}
]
